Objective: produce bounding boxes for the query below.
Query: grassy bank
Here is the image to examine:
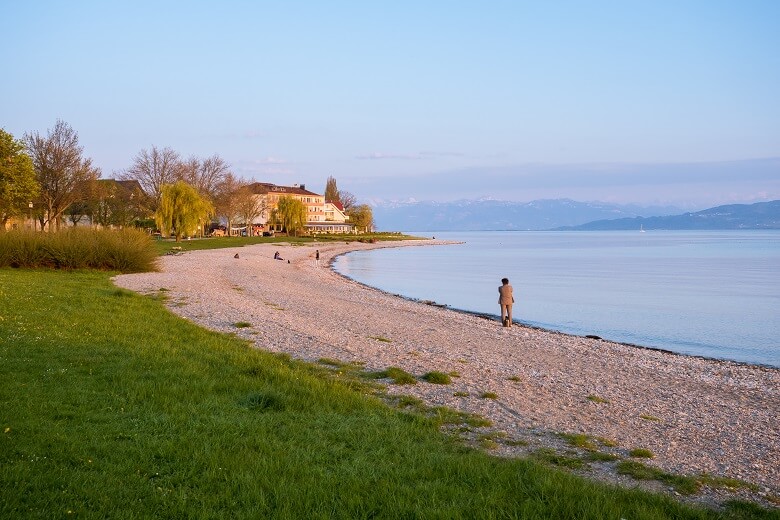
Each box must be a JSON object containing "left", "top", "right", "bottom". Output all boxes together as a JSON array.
[
  {"left": 152, "top": 232, "right": 424, "bottom": 256},
  {"left": 0, "top": 269, "right": 775, "bottom": 519}
]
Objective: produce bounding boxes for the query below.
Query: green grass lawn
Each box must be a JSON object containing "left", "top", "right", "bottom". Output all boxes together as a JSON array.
[
  {"left": 153, "top": 232, "right": 424, "bottom": 256},
  {"left": 1, "top": 269, "right": 775, "bottom": 519}
]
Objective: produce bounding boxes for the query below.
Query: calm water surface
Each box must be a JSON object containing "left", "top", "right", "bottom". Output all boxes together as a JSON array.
[{"left": 334, "top": 231, "right": 780, "bottom": 367}]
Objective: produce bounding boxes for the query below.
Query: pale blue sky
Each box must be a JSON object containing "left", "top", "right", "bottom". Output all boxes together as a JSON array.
[{"left": 2, "top": 1, "right": 778, "bottom": 208}]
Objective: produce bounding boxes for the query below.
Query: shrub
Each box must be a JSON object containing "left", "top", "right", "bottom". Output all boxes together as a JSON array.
[{"left": 0, "top": 228, "right": 157, "bottom": 272}]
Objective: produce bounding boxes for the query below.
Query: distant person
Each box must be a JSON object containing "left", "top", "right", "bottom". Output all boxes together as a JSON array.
[
  {"left": 498, "top": 277, "right": 515, "bottom": 327},
  {"left": 274, "top": 251, "right": 283, "bottom": 261},
  {"left": 315, "top": 249, "right": 320, "bottom": 267}
]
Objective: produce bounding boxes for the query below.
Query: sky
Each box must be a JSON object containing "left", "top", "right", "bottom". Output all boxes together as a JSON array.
[{"left": 2, "top": 1, "right": 779, "bottom": 209}]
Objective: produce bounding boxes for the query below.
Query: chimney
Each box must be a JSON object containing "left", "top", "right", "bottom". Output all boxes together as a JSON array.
[{"left": 300, "top": 184, "right": 305, "bottom": 190}]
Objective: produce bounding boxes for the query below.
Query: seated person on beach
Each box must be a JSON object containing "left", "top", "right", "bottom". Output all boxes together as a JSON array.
[{"left": 274, "top": 251, "right": 283, "bottom": 260}]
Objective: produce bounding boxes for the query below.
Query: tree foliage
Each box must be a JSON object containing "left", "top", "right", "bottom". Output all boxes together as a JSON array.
[
  {"left": 177, "top": 154, "right": 230, "bottom": 202},
  {"left": 274, "top": 195, "right": 308, "bottom": 236},
  {"left": 156, "top": 181, "right": 214, "bottom": 241},
  {"left": 348, "top": 204, "right": 374, "bottom": 233},
  {"left": 324, "top": 175, "right": 340, "bottom": 203},
  {"left": 340, "top": 190, "right": 357, "bottom": 211},
  {"left": 213, "top": 173, "right": 246, "bottom": 235},
  {"left": 68, "top": 179, "right": 150, "bottom": 228},
  {"left": 121, "top": 146, "right": 180, "bottom": 210},
  {"left": 24, "top": 120, "right": 100, "bottom": 231},
  {"left": 0, "top": 129, "right": 39, "bottom": 227},
  {"left": 234, "top": 185, "right": 266, "bottom": 231}
]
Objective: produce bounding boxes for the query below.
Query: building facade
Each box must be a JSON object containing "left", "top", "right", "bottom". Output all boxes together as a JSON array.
[{"left": 246, "top": 182, "right": 352, "bottom": 234}]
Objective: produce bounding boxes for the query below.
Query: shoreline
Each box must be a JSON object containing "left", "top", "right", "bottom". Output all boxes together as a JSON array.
[
  {"left": 114, "top": 239, "right": 779, "bottom": 507},
  {"left": 335, "top": 265, "right": 780, "bottom": 372}
]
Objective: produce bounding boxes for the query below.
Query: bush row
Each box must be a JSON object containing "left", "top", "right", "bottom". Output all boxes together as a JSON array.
[{"left": 0, "top": 228, "right": 158, "bottom": 272}]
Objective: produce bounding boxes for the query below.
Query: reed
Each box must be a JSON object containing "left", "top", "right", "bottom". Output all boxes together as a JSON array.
[{"left": 0, "top": 228, "right": 157, "bottom": 272}]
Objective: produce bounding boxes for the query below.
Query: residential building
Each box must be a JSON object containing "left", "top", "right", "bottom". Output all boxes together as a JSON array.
[{"left": 246, "top": 182, "right": 353, "bottom": 234}]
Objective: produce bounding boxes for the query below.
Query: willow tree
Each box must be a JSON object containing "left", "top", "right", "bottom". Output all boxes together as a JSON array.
[
  {"left": 156, "top": 181, "right": 214, "bottom": 241},
  {"left": 275, "top": 195, "right": 307, "bottom": 236}
]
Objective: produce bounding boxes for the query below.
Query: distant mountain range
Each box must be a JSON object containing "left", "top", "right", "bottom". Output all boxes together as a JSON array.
[
  {"left": 370, "top": 198, "right": 780, "bottom": 231},
  {"left": 371, "top": 199, "right": 685, "bottom": 231},
  {"left": 555, "top": 200, "right": 780, "bottom": 230}
]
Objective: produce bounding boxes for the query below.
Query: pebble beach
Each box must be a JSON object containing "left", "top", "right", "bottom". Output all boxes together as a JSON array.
[{"left": 113, "top": 240, "right": 779, "bottom": 507}]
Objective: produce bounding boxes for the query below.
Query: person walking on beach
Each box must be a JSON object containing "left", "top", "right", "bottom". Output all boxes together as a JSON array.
[
  {"left": 498, "top": 277, "right": 514, "bottom": 327},
  {"left": 315, "top": 249, "right": 320, "bottom": 267}
]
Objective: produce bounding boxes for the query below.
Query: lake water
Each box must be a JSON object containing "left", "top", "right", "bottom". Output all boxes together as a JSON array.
[{"left": 333, "top": 231, "right": 780, "bottom": 368}]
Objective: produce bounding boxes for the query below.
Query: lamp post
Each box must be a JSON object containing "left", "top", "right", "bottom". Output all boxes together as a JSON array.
[{"left": 28, "top": 202, "right": 33, "bottom": 230}]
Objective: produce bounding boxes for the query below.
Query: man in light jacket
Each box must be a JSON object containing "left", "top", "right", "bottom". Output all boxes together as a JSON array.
[{"left": 498, "top": 278, "right": 514, "bottom": 327}]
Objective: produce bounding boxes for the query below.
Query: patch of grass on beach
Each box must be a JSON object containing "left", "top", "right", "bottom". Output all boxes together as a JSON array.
[
  {"left": 587, "top": 394, "right": 610, "bottom": 404},
  {"left": 641, "top": 414, "right": 662, "bottom": 422},
  {"left": 478, "top": 432, "right": 508, "bottom": 450},
  {"left": 480, "top": 392, "right": 499, "bottom": 400},
  {"left": 453, "top": 391, "right": 470, "bottom": 397},
  {"left": 699, "top": 475, "right": 760, "bottom": 493},
  {"left": 507, "top": 375, "right": 522, "bottom": 382},
  {"left": 532, "top": 448, "right": 586, "bottom": 470},
  {"left": 629, "top": 448, "right": 655, "bottom": 459},
  {"left": 422, "top": 371, "right": 452, "bottom": 384},
  {"left": 585, "top": 451, "right": 620, "bottom": 462},
  {"left": 2, "top": 268, "right": 773, "bottom": 519},
  {"left": 506, "top": 439, "right": 529, "bottom": 447},
  {"left": 364, "top": 367, "right": 417, "bottom": 385},
  {"left": 560, "top": 433, "right": 598, "bottom": 451},
  {"left": 233, "top": 321, "right": 252, "bottom": 328},
  {"left": 617, "top": 461, "right": 701, "bottom": 495},
  {"left": 596, "top": 436, "right": 619, "bottom": 448},
  {"left": 368, "top": 335, "right": 392, "bottom": 343}
]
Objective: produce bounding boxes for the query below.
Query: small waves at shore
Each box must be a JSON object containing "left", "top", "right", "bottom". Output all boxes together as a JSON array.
[{"left": 334, "top": 231, "right": 780, "bottom": 367}]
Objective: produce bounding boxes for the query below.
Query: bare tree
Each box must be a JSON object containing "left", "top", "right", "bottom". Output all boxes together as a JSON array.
[
  {"left": 213, "top": 173, "right": 246, "bottom": 235},
  {"left": 340, "top": 190, "right": 357, "bottom": 212},
  {"left": 120, "top": 146, "right": 180, "bottom": 210},
  {"left": 24, "top": 120, "right": 100, "bottom": 231},
  {"left": 234, "top": 185, "right": 266, "bottom": 235}
]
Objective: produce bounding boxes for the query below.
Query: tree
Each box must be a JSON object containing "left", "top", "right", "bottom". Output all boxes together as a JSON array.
[
  {"left": 156, "top": 181, "right": 214, "bottom": 242},
  {"left": 340, "top": 190, "right": 357, "bottom": 212},
  {"left": 348, "top": 204, "right": 374, "bottom": 233},
  {"left": 234, "top": 185, "right": 266, "bottom": 234},
  {"left": 178, "top": 154, "right": 230, "bottom": 202},
  {"left": 121, "top": 146, "right": 180, "bottom": 210},
  {"left": 324, "top": 175, "right": 340, "bottom": 203},
  {"left": 213, "top": 173, "right": 247, "bottom": 236},
  {"left": 72, "top": 179, "right": 150, "bottom": 228},
  {"left": 274, "top": 195, "right": 308, "bottom": 236},
  {"left": 0, "top": 129, "right": 39, "bottom": 228},
  {"left": 24, "top": 120, "right": 100, "bottom": 231}
]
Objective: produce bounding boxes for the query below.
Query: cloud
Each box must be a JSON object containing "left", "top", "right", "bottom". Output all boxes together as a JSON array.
[
  {"left": 253, "top": 157, "right": 288, "bottom": 165},
  {"left": 355, "top": 151, "right": 464, "bottom": 160},
  {"left": 356, "top": 152, "right": 425, "bottom": 160}
]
